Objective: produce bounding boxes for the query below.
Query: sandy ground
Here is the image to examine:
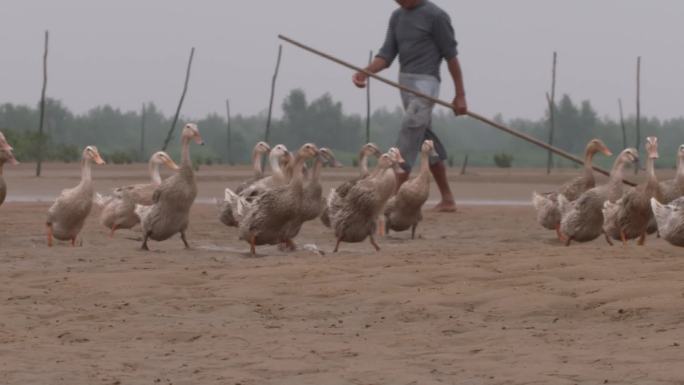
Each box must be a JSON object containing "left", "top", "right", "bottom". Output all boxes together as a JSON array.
[{"left": 1, "top": 163, "right": 684, "bottom": 384}]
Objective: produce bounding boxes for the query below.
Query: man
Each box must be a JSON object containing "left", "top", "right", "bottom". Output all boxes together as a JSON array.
[{"left": 353, "top": 0, "right": 467, "bottom": 212}]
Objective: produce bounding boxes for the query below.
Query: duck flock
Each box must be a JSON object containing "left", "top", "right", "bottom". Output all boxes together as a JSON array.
[
  {"left": 532, "top": 137, "right": 684, "bottom": 247},
  {"left": 0, "top": 124, "right": 440, "bottom": 255},
  {"left": 4, "top": 126, "right": 684, "bottom": 253}
]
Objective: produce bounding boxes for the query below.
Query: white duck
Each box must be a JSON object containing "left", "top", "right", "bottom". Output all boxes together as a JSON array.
[{"left": 46, "top": 146, "right": 106, "bottom": 246}]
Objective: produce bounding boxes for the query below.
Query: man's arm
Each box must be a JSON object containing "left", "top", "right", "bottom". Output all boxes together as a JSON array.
[
  {"left": 352, "top": 57, "right": 390, "bottom": 88},
  {"left": 447, "top": 57, "right": 467, "bottom": 115}
]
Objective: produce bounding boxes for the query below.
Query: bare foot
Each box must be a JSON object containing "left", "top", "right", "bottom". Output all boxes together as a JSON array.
[{"left": 431, "top": 200, "right": 457, "bottom": 213}]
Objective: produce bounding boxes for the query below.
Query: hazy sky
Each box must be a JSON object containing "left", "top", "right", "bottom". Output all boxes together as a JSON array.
[{"left": 1, "top": 0, "right": 683, "bottom": 121}]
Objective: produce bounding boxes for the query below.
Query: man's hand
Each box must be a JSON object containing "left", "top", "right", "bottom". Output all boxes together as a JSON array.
[
  {"left": 352, "top": 71, "right": 368, "bottom": 88},
  {"left": 452, "top": 94, "right": 468, "bottom": 116}
]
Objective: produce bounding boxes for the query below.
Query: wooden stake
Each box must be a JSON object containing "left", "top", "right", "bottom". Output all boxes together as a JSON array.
[
  {"left": 366, "top": 50, "right": 372, "bottom": 144},
  {"left": 162, "top": 47, "right": 195, "bottom": 151},
  {"left": 36, "top": 30, "right": 49, "bottom": 177},
  {"left": 264, "top": 45, "right": 283, "bottom": 142},
  {"left": 460, "top": 154, "right": 469, "bottom": 175},
  {"left": 546, "top": 51, "right": 557, "bottom": 175},
  {"left": 618, "top": 98, "right": 627, "bottom": 150},
  {"left": 140, "top": 103, "right": 146, "bottom": 161},
  {"left": 226, "top": 99, "right": 233, "bottom": 165},
  {"left": 278, "top": 34, "right": 636, "bottom": 186},
  {"left": 635, "top": 56, "right": 641, "bottom": 175}
]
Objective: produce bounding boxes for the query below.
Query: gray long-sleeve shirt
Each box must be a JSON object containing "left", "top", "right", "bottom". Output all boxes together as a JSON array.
[{"left": 377, "top": 0, "right": 458, "bottom": 81}]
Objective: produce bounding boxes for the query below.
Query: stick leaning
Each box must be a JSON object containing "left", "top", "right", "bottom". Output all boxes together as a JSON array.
[{"left": 277, "top": 34, "right": 636, "bottom": 187}]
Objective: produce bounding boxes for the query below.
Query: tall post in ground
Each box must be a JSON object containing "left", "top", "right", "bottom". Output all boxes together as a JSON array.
[
  {"left": 546, "top": 51, "right": 557, "bottom": 174},
  {"left": 162, "top": 47, "right": 195, "bottom": 151},
  {"left": 140, "top": 103, "right": 146, "bottom": 161},
  {"left": 36, "top": 30, "right": 49, "bottom": 177},
  {"left": 264, "top": 45, "right": 283, "bottom": 143},
  {"left": 635, "top": 56, "right": 641, "bottom": 175},
  {"left": 366, "top": 50, "right": 372, "bottom": 144},
  {"left": 226, "top": 99, "right": 233, "bottom": 165},
  {"left": 618, "top": 99, "right": 627, "bottom": 150}
]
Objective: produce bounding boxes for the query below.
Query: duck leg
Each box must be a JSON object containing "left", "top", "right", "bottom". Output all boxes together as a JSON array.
[
  {"left": 411, "top": 224, "right": 417, "bottom": 240},
  {"left": 603, "top": 231, "right": 614, "bottom": 246},
  {"left": 637, "top": 232, "right": 646, "bottom": 246},
  {"left": 620, "top": 230, "right": 628, "bottom": 246},
  {"left": 334, "top": 238, "right": 342, "bottom": 253},
  {"left": 46, "top": 223, "right": 53, "bottom": 247},
  {"left": 180, "top": 231, "right": 190, "bottom": 249},
  {"left": 555, "top": 224, "right": 567, "bottom": 242},
  {"left": 249, "top": 235, "right": 257, "bottom": 256},
  {"left": 564, "top": 236, "right": 573, "bottom": 247},
  {"left": 369, "top": 235, "right": 381, "bottom": 252},
  {"left": 141, "top": 232, "right": 151, "bottom": 251},
  {"left": 110, "top": 225, "right": 118, "bottom": 238},
  {"left": 71, "top": 238, "right": 76, "bottom": 247}
]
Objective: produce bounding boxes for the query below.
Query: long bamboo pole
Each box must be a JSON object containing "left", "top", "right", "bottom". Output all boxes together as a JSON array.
[
  {"left": 36, "top": 30, "right": 49, "bottom": 177},
  {"left": 162, "top": 47, "right": 195, "bottom": 151},
  {"left": 278, "top": 34, "right": 636, "bottom": 186}
]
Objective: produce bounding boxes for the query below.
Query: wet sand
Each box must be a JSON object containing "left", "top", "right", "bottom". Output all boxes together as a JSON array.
[{"left": 1, "top": 163, "right": 683, "bottom": 384}]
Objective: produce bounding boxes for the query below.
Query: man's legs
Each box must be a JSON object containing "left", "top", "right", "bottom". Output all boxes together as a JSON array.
[{"left": 425, "top": 129, "right": 456, "bottom": 212}]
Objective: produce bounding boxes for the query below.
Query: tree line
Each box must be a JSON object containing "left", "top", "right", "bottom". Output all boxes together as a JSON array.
[{"left": 1, "top": 90, "right": 683, "bottom": 169}]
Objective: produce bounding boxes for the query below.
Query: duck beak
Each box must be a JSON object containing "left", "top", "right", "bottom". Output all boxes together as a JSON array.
[
  {"left": 8, "top": 153, "right": 19, "bottom": 165},
  {"left": 602, "top": 147, "right": 613, "bottom": 156},
  {"left": 165, "top": 157, "right": 180, "bottom": 170},
  {"left": 94, "top": 154, "right": 106, "bottom": 165},
  {"left": 194, "top": 135, "right": 205, "bottom": 146}
]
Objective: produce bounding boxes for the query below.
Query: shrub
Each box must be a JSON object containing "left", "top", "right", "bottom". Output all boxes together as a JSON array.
[{"left": 493, "top": 153, "right": 514, "bottom": 168}]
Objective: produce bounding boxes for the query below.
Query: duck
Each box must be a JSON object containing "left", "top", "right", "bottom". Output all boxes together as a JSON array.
[
  {"left": 237, "top": 143, "right": 319, "bottom": 255},
  {"left": 221, "top": 144, "right": 291, "bottom": 227},
  {"left": 602, "top": 137, "right": 662, "bottom": 245},
  {"left": 235, "top": 144, "right": 292, "bottom": 199},
  {"left": 532, "top": 139, "right": 612, "bottom": 239},
  {"left": 46, "top": 146, "right": 106, "bottom": 246},
  {"left": 321, "top": 143, "right": 382, "bottom": 228},
  {"left": 279, "top": 147, "right": 337, "bottom": 250},
  {"left": 234, "top": 141, "right": 272, "bottom": 194},
  {"left": 329, "top": 151, "right": 400, "bottom": 252},
  {"left": 0, "top": 146, "right": 19, "bottom": 207},
  {"left": 96, "top": 151, "right": 180, "bottom": 236},
  {"left": 651, "top": 197, "right": 684, "bottom": 247},
  {"left": 383, "top": 140, "right": 436, "bottom": 239},
  {"left": 0, "top": 131, "right": 12, "bottom": 151},
  {"left": 558, "top": 148, "right": 639, "bottom": 246},
  {"left": 136, "top": 123, "right": 204, "bottom": 250},
  {"left": 646, "top": 144, "right": 684, "bottom": 234}
]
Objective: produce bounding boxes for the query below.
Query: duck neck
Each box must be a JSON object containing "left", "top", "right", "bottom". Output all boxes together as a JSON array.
[
  {"left": 609, "top": 158, "right": 627, "bottom": 186},
  {"left": 359, "top": 151, "right": 370, "bottom": 176},
  {"left": 270, "top": 153, "right": 284, "bottom": 180},
  {"left": 676, "top": 157, "right": 684, "bottom": 185},
  {"left": 181, "top": 136, "right": 192, "bottom": 169},
  {"left": 311, "top": 156, "right": 323, "bottom": 182},
  {"left": 290, "top": 155, "right": 308, "bottom": 186},
  {"left": 646, "top": 156, "right": 658, "bottom": 188},
  {"left": 252, "top": 149, "right": 264, "bottom": 177},
  {"left": 149, "top": 161, "right": 162, "bottom": 185},
  {"left": 583, "top": 149, "right": 596, "bottom": 178},
  {"left": 81, "top": 157, "right": 92, "bottom": 185},
  {"left": 418, "top": 150, "right": 430, "bottom": 180}
]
